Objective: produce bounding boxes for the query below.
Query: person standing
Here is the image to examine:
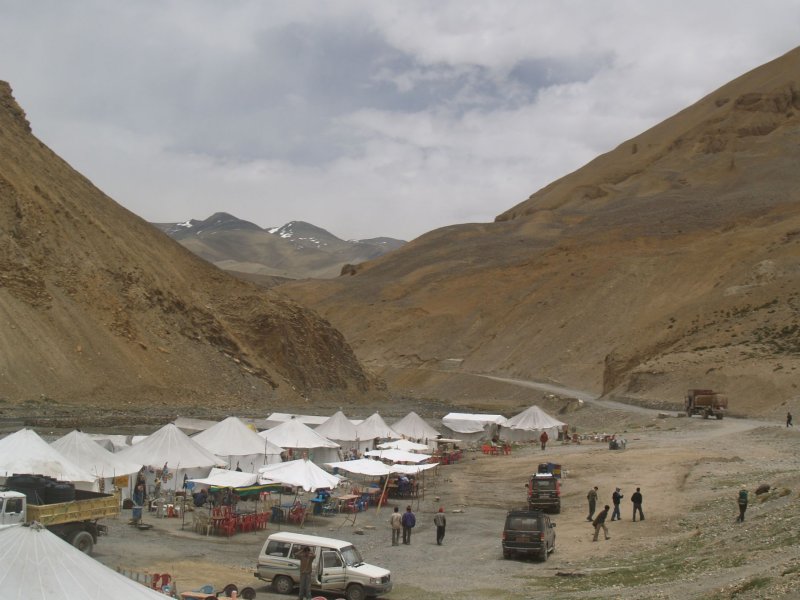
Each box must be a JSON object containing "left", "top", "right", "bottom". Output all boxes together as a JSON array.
[
  {"left": 587, "top": 486, "right": 599, "bottom": 521},
  {"left": 736, "top": 485, "right": 749, "bottom": 523},
  {"left": 611, "top": 488, "right": 623, "bottom": 521},
  {"left": 401, "top": 505, "right": 416, "bottom": 544},
  {"left": 631, "top": 487, "right": 645, "bottom": 521},
  {"left": 433, "top": 507, "right": 447, "bottom": 545},
  {"left": 539, "top": 430, "right": 549, "bottom": 451},
  {"left": 293, "top": 545, "right": 315, "bottom": 600},
  {"left": 787, "top": 412, "right": 793, "bottom": 427},
  {"left": 592, "top": 505, "right": 611, "bottom": 541},
  {"left": 390, "top": 506, "right": 402, "bottom": 546}
]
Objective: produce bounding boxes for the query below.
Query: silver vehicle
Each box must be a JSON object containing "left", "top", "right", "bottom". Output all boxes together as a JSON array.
[{"left": 255, "top": 531, "right": 392, "bottom": 600}]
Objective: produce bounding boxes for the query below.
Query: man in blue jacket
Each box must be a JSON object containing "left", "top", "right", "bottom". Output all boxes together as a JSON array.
[{"left": 401, "top": 505, "right": 416, "bottom": 544}]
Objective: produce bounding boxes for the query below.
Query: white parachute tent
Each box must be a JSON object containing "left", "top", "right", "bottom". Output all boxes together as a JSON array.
[
  {"left": 363, "top": 448, "right": 432, "bottom": 463},
  {"left": 189, "top": 467, "right": 258, "bottom": 488},
  {"left": 0, "top": 524, "right": 168, "bottom": 599},
  {"left": 500, "top": 405, "right": 566, "bottom": 442},
  {"left": 51, "top": 430, "right": 142, "bottom": 497},
  {"left": 377, "top": 439, "right": 430, "bottom": 452},
  {"left": 314, "top": 410, "right": 363, "bottom": 459},
  {"left": 262, "top": 412, "right": 331, "bottom": 429},
  {"left": 192, "top": 416, "right": 283, "bottom": 472},
  {"left": 172, "top": 416, "right": 219, "bottom": 434},
  {"left": 258, "top": 418, "right": 340, "bottom": 465},
  {"left": 391, "top": 411, "right": 440, "bottom": 444},
  {"left": 0, "top": 429, "right": 96, "bottom": 484},
  {"left": 441, "top": 412, "right": 508, "bottom": 443},
  {"left": 116, "top": 423, "right": 224, "bottom": 491},
  {"left": 355, "top": 412, "right": 400, "bottom": 444}
]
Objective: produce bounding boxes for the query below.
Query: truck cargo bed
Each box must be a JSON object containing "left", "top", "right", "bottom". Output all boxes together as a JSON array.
[{"left": 26, "top": 490, "right": 120, "bottom": 526}]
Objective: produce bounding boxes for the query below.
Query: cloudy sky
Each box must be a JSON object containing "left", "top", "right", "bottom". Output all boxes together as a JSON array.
[{"left": 1, "top": 2, "right": 798, "bottom": 240}]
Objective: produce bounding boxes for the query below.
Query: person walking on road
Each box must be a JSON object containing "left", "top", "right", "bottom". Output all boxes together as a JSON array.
[
  {"left": 592, "top": 505, "right": 611, "bottom": 541},
  {"left": 787, "top": 412, "right": 793, "bottom": 427},
  {"left": 587, "top": 486, "right": 598, "bottom": 521},
  {"left": 611, "top": 487, "right": 623, "bottom": 521},
  {"left": 293, "top": 545, "right": 315, "bottom": 600},
  {"left": 631, "top": 487, "right": 645, "bottom": 521},
  {"left": 390, "top": 506, "right": 402, "bottom": 546},
  {"left": 736, "top": 485, "right": 749, "bottom": 523},
  {"left": 401, "top": 505, "right": 416, "bottom": 544},
  {"left": 539, "top": 430, "right": 549, "bottom": 451},
  {"left": 433, "top": 506, "right": 447, "bottom": 545}
]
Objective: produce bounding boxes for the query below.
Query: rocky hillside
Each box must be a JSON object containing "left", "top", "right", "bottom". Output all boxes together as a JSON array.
[
  {"left": 280, "top": 46, "right": 800, "bottom": 418},
  {"left": 153, "top": 214, "right": 405, "bottom": 280},
  {"left": 0, "top": 81, "right": 380, "bottom": 418}
]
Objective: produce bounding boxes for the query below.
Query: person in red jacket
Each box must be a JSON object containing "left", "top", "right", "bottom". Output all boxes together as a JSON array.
[{"left": 539, "top": 430, "right": 549, "bottom": 451}]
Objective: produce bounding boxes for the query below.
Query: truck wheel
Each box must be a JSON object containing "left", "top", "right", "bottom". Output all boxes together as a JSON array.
[
  {"left": 716, "top": 414, "right": 723, "bottom": 420},
  {"left": 703, "top": 411, "right": 709, "bottom": 419},
  {"left": 272, "top": 575, "right": 293, "bottom": 595},
  {"left": 503, "top": 549, "right": 512, "bottom": 559},
  {"left": 70, "top": 531, "right": 94, "bottom": 555},
  {"left": 345, "top": 583, "right": 366, "bottom": 600},
  {"left": 540, "top": 544, "right": 549, "bottom": 562}
]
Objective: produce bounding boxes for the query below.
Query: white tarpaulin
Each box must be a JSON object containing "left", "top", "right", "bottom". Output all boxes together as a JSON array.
[
  {"left": 391, "top": 411, "right": 440, "bottom": 442},
  {"left": 377, "top": 439, "right": 430, "bottom": 452},
  {"left": 391, "top": 462, "right": 440, "bottom": 475},
  {"left": 502, "top": 405, "right": 566, "bottom": 442},
  {"left": 325, "top": 458, "right": 392, "bottom": 477},
  {"left": 116, "top": 424, "right": 224, "bottom": 470},
  {"left": 172, "top": 416, "right": 219, "bottom": 433},
  {"left": 0, "top": 524, "right": 167, "bottom": 599},
  {"left": 0, "top": 429, "right": 96, "bottom": 483},
  {"left": 86, "top": 433, "right": 131, "bottom": 452},
  {"left": 355, "top": 412, "right": 400, "bottom": 440},
  {"left": 315, "top": 410, "right": 360, "bottom": 441},
  {"left": 193, "top": 416, "right": 283, "bottom": 471},
  {"left": 363, "top": 449, "right": 431, "bottom": 463},
  {"left": 259, "top": 419, "right": 340, "bottom": 450},
  {"left": 257, "top": 459, "right": 340, "bottom": 491},
  {"left": 263, "top": 413, "right": 331, "bottom": 429},
  {"left": 189, "top": 467, "right": 258, "bottom": 488},
  {"left": 441, "top": 412, "right": 507, "bottom": 442}
]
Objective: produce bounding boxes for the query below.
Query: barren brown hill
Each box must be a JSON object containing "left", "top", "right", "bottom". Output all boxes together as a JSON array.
[
  {"left": 280, "top": 46, "right": 800, "bottom": 418},
  {"left": 0, "top": 82, "right": 379, "bottom": 421}
]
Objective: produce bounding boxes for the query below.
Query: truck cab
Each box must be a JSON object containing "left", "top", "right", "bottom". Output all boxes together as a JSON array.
[{"left": 0, "top": 491, "right": 26, "bottom": 527}]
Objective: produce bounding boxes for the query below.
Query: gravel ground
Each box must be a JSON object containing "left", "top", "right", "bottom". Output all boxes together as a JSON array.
[{"left": 90, "top": 415, "right": 800, "bottom": 600}]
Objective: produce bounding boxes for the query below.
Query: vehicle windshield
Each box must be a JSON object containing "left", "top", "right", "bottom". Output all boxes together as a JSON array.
[{"left": 340, "top": 545, "right": 364, "bottom": 567}]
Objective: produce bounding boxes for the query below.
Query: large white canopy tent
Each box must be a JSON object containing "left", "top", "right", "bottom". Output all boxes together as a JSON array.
[
  {"left": 193, "top": 416, "right": 283, "bottom": 471},
  {"left": 263, "top": 412, "right": 331, "bottom": 429},
  {"left": 391, "top": 411, "right": 440, "bottom": 444},
  {"left": 355, "top": 412, "right": 400, "bottom": 444},
  {"left": 258, "top": 418, "right": 340, "bottom": 464},
  {"left": 377, "top": 439, "right": 430, "bottom": 452},
  {"left": 363, "top": 448, "right": 432, "bottom": 463},
  {"left": 315, "top": 410, "right": 360, "bottom": 443},
  {"left": 501, "top": 405, "right": 566, "bottom": 442},
  {"left": 85, "top": 433, "right": 131, "bottom": 452},
  {"left": 0, "top": 524, "right": 168, "bottom": 599},
  {"left": 172, "top": 416, "right": 219, "bottom": 434},
  {"left": 51, "top": 430, "right": 142, "bottom": 497},
  {"left": 257, "top": 458, "right": 341, "bottom": 492},
  {"left": 0, "top": 429, "right": 96, "bottom": 484},
  {"left": 116, "top": 423, "right": 224, "bottom": 491},
  {"left": 441, "top": 412, "right": 508, "bottom": 442}
]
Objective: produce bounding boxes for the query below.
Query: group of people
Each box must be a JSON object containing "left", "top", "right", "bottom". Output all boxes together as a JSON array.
[
  {"left": 587, "top": 485, "right": 645, "bottom": 541},
  {"left": 388, "top": 505, "right": 446, "bottom": 546}
]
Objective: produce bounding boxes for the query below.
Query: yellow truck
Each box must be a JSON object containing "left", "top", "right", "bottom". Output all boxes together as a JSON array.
[{"left": 0, "top": 487, "right": 119, "bottom": 554}]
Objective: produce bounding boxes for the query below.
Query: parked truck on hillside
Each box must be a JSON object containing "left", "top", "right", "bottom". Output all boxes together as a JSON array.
[
  {"left": 0, "top": 482, "right": 119, "bottom": 555},
  {"left": 685, "top": 389, "right": 728, "bottom": 420}
]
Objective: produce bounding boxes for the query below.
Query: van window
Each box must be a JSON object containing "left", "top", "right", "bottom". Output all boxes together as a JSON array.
[
  {"left": 340, "top": 545, "right": 363, "bottom": 567},
  {"left": 322, "top": 550, "right": 343, "bottom": 569},
  {"left": 265, "top": 540, "right": 293, "bottom": 557}
]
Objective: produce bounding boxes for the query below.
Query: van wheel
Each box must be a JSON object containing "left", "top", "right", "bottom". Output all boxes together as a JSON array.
[
  {"left": 240, "top": 587, "right": 257, "bottom": 600},
  {"left": 502, "top": 549, "right": 512, "bottom": 559},
  {"left": 272, "top": 575, "right": 293, "bottom": 595},
  {"left": 69, "top": 531, "right": 94, "bottom": 555},
  {"left": 345, "top": 583, "right": 366, "bottom": 600},
  {"left": 540, "top": 545, "right": 549, "bottom": 562}
]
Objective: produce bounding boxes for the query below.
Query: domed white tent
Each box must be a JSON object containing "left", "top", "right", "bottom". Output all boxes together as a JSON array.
[
  {"left": 257, "top": 458, "right": 341, "bottom": 491},
  {"left": 192, "top": 416, "right": 283, "bottom": 471},
  {"left": 0, "top": 523, "right": 168, "bottom": 599},
  {"left": 259, "top": 418, "right": 340, "bottom": 465},
  {"left": 116, "top": 423, "right": 224, "bottom": 491},
  {"left": 0, "top": 429, "right": 96, "bottom": 484},
  {"left": 51, "top": 430, "right": 142, "bottom": 496},
  {"left": 441, "top": 413, "right": 507, "bottom": 443},
  {"left": 501, "top": 405, "right": 565, "bottom": 442}
]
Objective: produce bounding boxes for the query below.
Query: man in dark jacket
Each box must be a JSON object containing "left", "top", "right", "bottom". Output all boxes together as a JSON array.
[
  {"left": 401, "top": 505, "right": 416, "bottom": 544},
  {"left": 611, "top": 488, "right": 623, "bottom": 521},
  {"left": 631, "top": 487, "right": 645, "bottom": 521},
  {"left": 592, "top": 505, "right": 611, "bottom": 541},
  {"left": 736, "top": 486, "right": 749, "bottom": 522},
  {"left": 433, "top": 506, "right": 447, "bottom": 545},
  {"left": 587, "top": 486, "right": 598, "bottom": 521}
]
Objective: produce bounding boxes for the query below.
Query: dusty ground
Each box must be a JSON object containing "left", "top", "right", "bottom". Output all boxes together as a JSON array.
[{"left": 89, "top": 410, "right": 800, "bottom": 600}]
